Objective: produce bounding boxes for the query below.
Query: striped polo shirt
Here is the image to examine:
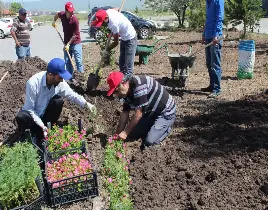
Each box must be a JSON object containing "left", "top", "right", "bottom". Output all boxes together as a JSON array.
[
  {"left": 11, "top": 17, "right": 31, "bottom": 46},
  {"left": 123, "top": 76, "right": 176, "bottom": 118}
]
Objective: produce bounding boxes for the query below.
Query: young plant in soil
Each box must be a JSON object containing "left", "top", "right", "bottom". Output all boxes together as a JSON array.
[
  {"left": 0, "top": 142, "right": 41, "bottom": 209},
  {"left": 96, "top": 25, "right": 116, "bottom": 68},
  {"left": 46, "top": 124, "right": 87, "bottom": 152},
  {"left": 103, "top": 134, "right": 134, "bottom": 210},
  {"left": 46, "top": 153, "right": 93, "bottom": 189}
]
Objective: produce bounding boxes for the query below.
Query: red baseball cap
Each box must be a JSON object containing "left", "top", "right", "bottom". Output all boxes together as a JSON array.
[
  {"left": 65, "top": 2, "right": 75, "bottom": 12},
  {"left": 107, "top": 71, "right": 124, "bottom": 96},
  {"left": 91, "top": 9, "right": 107, "bottom": 27}
]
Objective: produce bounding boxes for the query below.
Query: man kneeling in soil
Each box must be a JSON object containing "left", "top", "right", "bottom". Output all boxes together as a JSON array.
[
  {"left": 107, "top": 72, "right": 176, "bottom": 147},
  {"left": 16, "top": 58, "right": 96, "bottom": 142}
]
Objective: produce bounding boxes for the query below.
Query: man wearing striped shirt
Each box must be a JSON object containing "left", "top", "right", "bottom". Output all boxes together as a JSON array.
[
  {"left": 107, "top": 71, "right": 176, "bottom": 147},
  {"left": 11, "top": 8, "right": 31, "bottom": 59}
]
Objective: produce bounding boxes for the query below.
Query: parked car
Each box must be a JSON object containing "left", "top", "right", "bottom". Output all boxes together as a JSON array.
[
  {"left": 0, "top": 20, "right": 12, "bottom": 39},
  {"left": 88, "top": 10, "right": 156, "bottom": 40},
  {"left": 26, "top": 17, "right": 34, "bottom": 31}
]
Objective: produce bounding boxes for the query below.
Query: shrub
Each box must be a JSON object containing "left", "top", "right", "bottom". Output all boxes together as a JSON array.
[{"left": 0, "top": 142, "right": 41, "bottom": 209}]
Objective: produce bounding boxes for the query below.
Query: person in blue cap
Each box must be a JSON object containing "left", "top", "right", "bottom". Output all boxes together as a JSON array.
[{"left": 15, "top": 58, "right": 96, "bottom": 143}]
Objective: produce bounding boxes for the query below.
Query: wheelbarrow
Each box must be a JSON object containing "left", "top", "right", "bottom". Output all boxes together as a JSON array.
[
  {"left": 168, "top": 52, "right": 196, "bottom": 90},
  {"left": 135, "top": 39, "right": 168, "bottom": 65},
  {"left": 167, "top": 36, "right": 224, "bottom": 90}
]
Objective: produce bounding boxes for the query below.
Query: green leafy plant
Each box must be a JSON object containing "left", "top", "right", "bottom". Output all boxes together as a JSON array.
[
  {"left": 0, "top": 142, "right": 41, "bottom": 209},
  {"left": 103, "top": 134, "right": 133, "bottom": 210},
  {"left": 225, "top": 0, "right": 265, "bottom": 38},
  {"left": 46, "top": 124, "right": 86, "bottom": 152},
  {"left": 96, "top": 25, "right": 116, "bottom": 68},
  {"left": 186, "top": 0, "right": 206, "bottom": 29}
]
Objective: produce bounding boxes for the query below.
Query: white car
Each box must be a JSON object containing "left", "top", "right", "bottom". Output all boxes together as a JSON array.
[
  {"left": 26, "top": 17, "right": 34, "bottom": 31},
  {"left": 0, "top": 20, "right": 11, "bottom": 39}
]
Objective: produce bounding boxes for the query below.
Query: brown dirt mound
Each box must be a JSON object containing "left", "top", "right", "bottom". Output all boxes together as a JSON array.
[
  {"left": 129, "top": 92, "right": 268, "bottom": 210},
  {"left": 0, "top": 57, "right": 45, "bottom": 141}
]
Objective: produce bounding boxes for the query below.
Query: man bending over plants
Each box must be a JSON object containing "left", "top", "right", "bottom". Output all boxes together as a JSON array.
[
  {"left": 91, "top": 9, "right": 137, "bottom": 79},
  {"left": 15, "top": 58, "right": 96, "bottom": 143},
  {"left": 106, "top": 71, "right": 176, "bottom": 148}
]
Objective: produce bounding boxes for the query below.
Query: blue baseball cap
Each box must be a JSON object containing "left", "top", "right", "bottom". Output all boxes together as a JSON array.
[
  {"left": 47, "top": 58, "right": 72, "bottom": 80},
  {"left": 18, "top": 8, "right": 27, "bottom": 15}
]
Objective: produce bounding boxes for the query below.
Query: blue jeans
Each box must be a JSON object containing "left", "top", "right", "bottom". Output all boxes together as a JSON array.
[
  {"left": 16, "top": 46, "right": 30, "bottom": 59},
  {"left": 119, "top": 36, "right": 137, "bottom": 79},
  {"left": 64, "top": 43, "right": 84, "bottom": 76},
  {"left": 205, "top": 38, "right": 222, "bottom": 94}
]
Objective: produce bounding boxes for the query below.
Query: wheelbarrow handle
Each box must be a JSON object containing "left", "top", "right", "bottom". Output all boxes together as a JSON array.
[{"left": 150, "top": 43, "right": 168, "bottom": 55}]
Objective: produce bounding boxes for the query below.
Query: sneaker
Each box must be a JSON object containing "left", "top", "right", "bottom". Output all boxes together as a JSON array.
[
  {"left": 201, "top": 86, "right": 213, "bottom": 92},
  {"left": 207, "top": 92, "right": 220, "bottom": 98}
]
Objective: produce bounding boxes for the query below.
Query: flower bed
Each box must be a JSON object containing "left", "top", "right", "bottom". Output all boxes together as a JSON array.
[
  {"left": 103, "top": 134, "right": 134, "bottom": 210},
  {"left": 0, "top": 142, "right": 42, "bottom": 210}
]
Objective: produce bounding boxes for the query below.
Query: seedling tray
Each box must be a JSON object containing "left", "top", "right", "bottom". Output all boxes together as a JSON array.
[
  {"left": 43, "top": 144, "right": 99, "bottom": 208},
  {"left": 10, "top": 196, "right": 44, "bottom": 210}
]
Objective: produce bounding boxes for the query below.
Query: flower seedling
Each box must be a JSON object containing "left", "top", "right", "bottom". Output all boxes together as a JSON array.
[
  {"left": 46, "top": 124, "right": 86, "bottom": 152},
  {"left": 47, "top": 153, "right": 93, "bottom": 189},
  {"left": 103, "top": 134, "right": 134, "bottom": 210}
]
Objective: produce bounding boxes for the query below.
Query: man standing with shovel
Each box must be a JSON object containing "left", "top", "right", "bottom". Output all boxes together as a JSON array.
[
  {"left": 91, "top": 8, "right": 137, "bottom": 79},
  {"left": 52, "top": 2, "right": 83, "bottom": 82},
  {"left": 201, "top": 0, "right": 224, "bottom": 98}
]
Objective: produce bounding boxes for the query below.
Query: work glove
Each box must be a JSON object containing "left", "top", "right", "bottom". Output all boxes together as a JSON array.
[
  {"left": 65, "top": 44, "right": 70, "bottom": 51},
  {"left": 85, "top": 102, "right": 97, "bottom": 116},
  {"left": 101, "top": 50, "right": 109, "bottom": 57},
  {"left": 43, "top": 126, "right": 48, "bottom": 139},
  {"left": 52, "top": 20, "right": 56, "bottom": 28}
]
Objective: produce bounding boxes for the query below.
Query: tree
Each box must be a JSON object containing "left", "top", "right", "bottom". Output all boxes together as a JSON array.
[
  {"left": 144, "top": 0, "right": 189, "bottom": 28},
  {"left": 9, "top": 2, "right": 22, "bottom": 14},
  {"left": 186, "top": 0, "right": 206, "bottom": 29},
  {"left": 225, "top": 0, "right": 265, "bottom": 38},
  {"left": 134, "top": 6, "right": 139, "bottom": 13}
]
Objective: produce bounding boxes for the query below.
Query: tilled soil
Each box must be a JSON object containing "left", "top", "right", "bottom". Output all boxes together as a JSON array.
[
  {"left": 127, "top": 31, "right": 268, "bottom": 210},
  {"left": 0, "top": 57, "right": 47, "bottom": 142},
  {"left": 2, "top": 30, "right": 268, "bottom": 209}
]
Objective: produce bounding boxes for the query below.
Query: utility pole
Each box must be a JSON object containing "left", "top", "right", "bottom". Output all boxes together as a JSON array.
[{"left": 88, "top": 0, "right": 90, "bottom": 12}]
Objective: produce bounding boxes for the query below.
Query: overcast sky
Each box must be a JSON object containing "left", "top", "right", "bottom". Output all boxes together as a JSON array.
[{"left": 2, "top": 0, "right": 145, "bottom": 10}]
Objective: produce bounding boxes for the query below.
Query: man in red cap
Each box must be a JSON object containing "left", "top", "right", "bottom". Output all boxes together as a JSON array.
[
  {"left": 92, "top": 9, "right": 137, "bottom": 79},
  {"left": 52, "top": 2, "right": 83, "bottom": 82},
  {"left": 107, "top": 71, "right": 176, "bottom": 148}
]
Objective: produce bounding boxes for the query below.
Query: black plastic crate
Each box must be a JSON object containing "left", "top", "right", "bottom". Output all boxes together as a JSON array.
[
  {"left": 43, "top": 144, "right": 99, "bottom": 208},
  {"left": 10, "top": 196, "right": 44, "bottom": 210},
  {"left": 8, "top": 177, "right": 45, "bottom": 210}
]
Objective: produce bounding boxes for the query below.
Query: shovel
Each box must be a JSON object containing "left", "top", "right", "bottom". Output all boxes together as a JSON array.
[
  {"left": 54, "top": 26, "right": 76, "bottom": 73},
  {"left": 87, "top": 0, "right": 126, "bottom": 92},
  {"left": 189, "top": 35, "right": 224, "bottom": 57}
]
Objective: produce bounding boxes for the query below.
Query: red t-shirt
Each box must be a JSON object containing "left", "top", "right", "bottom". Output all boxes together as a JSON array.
[{"left": 58, "top": 11, "right": 81, "bottom": 44}]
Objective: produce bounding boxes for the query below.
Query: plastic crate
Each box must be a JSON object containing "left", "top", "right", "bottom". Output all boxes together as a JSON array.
[
  {"left": 43, "top": 144, "right": 99, "bottom": 208},
  {"left": 10, "top": 196, "right": 44, "bottom": 210}
]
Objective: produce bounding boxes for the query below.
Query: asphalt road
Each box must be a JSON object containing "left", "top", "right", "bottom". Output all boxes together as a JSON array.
[{"left": 0, "top": 20, "right": 94, "bottom": 62}]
